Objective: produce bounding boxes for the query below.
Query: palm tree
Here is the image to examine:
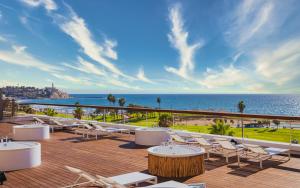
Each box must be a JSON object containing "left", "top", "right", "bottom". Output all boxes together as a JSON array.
[
  {"left": 157, "top": 97, "right": 161, "bottom": 118},
  {"left": 118, "top": 97, "right": 126, "bottom": 122},
  {"left": 156, "top": 97, "right": 161, "bottom": 109},
  {"left": 118, "top": 97, "right": 126, "bottom": 107},
  {"left": 273, "top": 119, "right": 280, "bottom": 129},
  {"left": 107, "top": 94, "right": 113, "bottom": 105},
  {"left": 237, "top": 100, "right": 246, "bottom": 138},
  {"left": 73, "top": 102, "right": 84, "bottom": 119},
  {"left": 111, "top": 96, "right": 116, "bottom": 106}
]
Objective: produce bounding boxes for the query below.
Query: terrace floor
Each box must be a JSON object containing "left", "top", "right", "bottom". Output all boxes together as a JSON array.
[{"left": 1, "top": 122, "right": 300, "bottom": 188}]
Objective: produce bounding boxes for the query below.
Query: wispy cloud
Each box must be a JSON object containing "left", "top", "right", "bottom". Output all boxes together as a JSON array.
[
  {"left": 0, "top": 35, "right": 6, "bottom": 42},
  {"left": 253, "top": 38, "right": 300, "bottom": 85},
  {"left": 137, "top": 67, "right": 155, "bottom": 84},
  {"left": 54, "top": 5, "right": 128, "bottom": 78},
  {"left": 198, "top": 65, "right": 247, "bottom": 89},
  {"left": 108, "top": 79, "right": 139, "bottom": 90},
  {"left": 165, "top": 3, "right": 203, "bottom": 80},
  {"left": 0, "top": 44, "right": 61, "bottom": 73},
  {"left": 63, "top": 56, "right": 106, "bottom": 76},
  {"left": 20, "top": 0, "right": 57, "bottom": 12}
]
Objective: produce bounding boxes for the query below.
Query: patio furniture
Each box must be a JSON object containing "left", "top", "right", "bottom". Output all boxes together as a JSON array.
[
  {"left": 148, "top": 145, "right": 205, "bottom": 178},
  {"left": 63, "top": 166, "right": 157, "bottom": 188},
  {"left": 97, "top": 172, "right": 157, "bottom": 187},
  {"left": 144, "top": 180, "right": 206, "bottom": 188},
  {"left": 214, "top": 140, "right": 244, "bottom": 163},
  {"left": 33, "top": 117, "right": 46, "bottom": 124},
  {"left": 238, "top": 144, "right": 290, "bottom": 168},
  {"left": 193, "top": 137, "right": 215, "bottom": 158},
  {"left": 62, "top": 166, "right": 109, "bottom": 188},
  {"left": 135, "top": 127, "right": 170, "bottom": 146},
  {"left": 0, "top": 142, "right": 41, "bottom": 171},
  {"left": 170, "top": 134, "right": 194, "bottom": 144},
  {"left": 13, "top": 124, "right": 50, "bottom": 140},
  {"left": 91, "top": 123, "right": 130, "bottom": 134}
]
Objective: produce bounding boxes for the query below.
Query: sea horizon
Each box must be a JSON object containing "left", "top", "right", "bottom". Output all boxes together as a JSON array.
[{"left": 21, "top": 94, "right": 300, "bottom": 116}]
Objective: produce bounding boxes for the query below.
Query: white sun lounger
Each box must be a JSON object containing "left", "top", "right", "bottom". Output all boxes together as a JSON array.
[
  {"left": 238, "top": 144, "right": 290, "bottom": 168},
  {"left": 144, "top": 180, "right": 206, "bottom": 188},
  {"left": 63, "top": 166, "right": 157, "bottom": 188},
  {"left": 194, "top": 137, "right": 215, "bottom": 158},
  {"left": 97, "top": 171, "right": 157, "bottom": 187},
  {"left": 91, "top": 123, "right": 130, "bottom": 134},
  {"left": 33, "top": 117, "right": 46, "bottom": 124},
  {"left": 213, "top": 140, "right": 244, "bottom": 163}
]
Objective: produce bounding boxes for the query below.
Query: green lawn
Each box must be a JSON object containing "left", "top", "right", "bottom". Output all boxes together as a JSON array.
[
  {"left": 24, "top": 111, "right": 300, "bottom": 143},
  {"left": 127, "top": 117, "right": 300, "bottom": 143}
]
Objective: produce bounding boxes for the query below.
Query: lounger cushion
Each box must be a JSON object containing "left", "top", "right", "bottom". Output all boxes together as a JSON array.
[{"left": 96, "top": 175, "right": 126, "bottom": 188}]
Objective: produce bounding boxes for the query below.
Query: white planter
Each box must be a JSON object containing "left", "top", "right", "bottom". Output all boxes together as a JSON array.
[
  {"left": 0, "top": 142, "right": 41, "bottom": 171},
  {"left": 135, "top": 128, "right": 170, "bottom": 146},
  {"left": 13, "top": 125, "right": 50, "bottom": 140}
]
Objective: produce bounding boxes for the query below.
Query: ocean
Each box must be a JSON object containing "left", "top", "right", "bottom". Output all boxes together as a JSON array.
[{"left": 20, "top": 94, "right": 300, "bottom": 116}]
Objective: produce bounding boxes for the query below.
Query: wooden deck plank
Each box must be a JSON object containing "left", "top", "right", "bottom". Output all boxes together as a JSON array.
[{"left": 1, "top": 122, "right": 300, "bottom": 188}]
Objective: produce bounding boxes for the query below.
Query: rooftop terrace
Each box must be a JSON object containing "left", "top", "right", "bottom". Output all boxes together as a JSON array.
[{"left": 1, "top": 122, "right": 300, "bottom": 188}]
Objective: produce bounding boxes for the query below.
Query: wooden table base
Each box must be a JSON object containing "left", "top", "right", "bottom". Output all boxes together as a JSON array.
[{"left": 148, "top": 154, "right": 205, "bottom": 178}]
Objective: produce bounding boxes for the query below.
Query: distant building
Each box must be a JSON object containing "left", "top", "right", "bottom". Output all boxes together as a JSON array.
[{"left": 0, "top": 84, "right": 69, "bottom": 99}]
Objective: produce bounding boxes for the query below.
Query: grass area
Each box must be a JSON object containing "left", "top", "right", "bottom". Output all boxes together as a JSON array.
[
  {"left": 23, "top": 111, "right": 300, "bottom": 143},
  {"left": 127, "top": 117, "right": 300, "bottom": 143}
]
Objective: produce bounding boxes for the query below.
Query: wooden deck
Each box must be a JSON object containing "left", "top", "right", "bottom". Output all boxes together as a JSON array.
[{"left": 1, "top": 122, "right": 300, "bottom": 188}]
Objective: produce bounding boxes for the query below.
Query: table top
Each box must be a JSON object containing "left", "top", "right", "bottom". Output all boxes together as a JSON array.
[
  {"left": 148, "top": 145, "right": 205, "bottom": 157},
  {"left": 14, "top": 124, "right": 49, "bottom": 129},
  {"left": 109, "top": 172, "right": 156, "bottom": 185}
]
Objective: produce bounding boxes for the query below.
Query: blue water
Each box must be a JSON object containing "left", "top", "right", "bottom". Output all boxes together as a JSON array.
[{"left": 20, "top": 94, "right": 300, "bottom": 116}]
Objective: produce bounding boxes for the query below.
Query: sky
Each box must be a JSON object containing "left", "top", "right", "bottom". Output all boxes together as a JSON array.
[{"left": 0, "top": 0, "right": 300, "bottom": 94}]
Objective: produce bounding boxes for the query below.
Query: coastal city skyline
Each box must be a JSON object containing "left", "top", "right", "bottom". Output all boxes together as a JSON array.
[{"left": 1, "top": 0, "right": 300, "bottom": 94}]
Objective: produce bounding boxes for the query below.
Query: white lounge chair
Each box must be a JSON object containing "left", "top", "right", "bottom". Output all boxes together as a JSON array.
[
  {"left": 74, "top": 124, "right": 109, "bottom": 140},
  {"left": 194, "top": 137, "right": 215, "bottom": 158},
  {"left": 33, "top": 117, "right": 46, "bottom": 124},
  {"left": 238, "top": 144, "right": 290, "bottom": 168},
  {"left": 144, "top": 180, "right": 206, "bottom": 188},
  {"left": 169, "top": 134, "right": 193, "bottom": 144},
  {"left": 91, "top": 123, "right": 130, "bottom": 134},
  {"left": 63, "top": 166, "right": 157, "bottom": 188},
  {"left": 214, "top": 140, "right": 243, "bottom": 163},
  {"left": 62, "top": 166, "right": 110, "bottom": 188}
]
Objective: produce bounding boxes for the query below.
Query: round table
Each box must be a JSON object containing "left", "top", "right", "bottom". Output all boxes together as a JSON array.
[
  {"left": 13, "top": 124, "right": 50, "bottom": 140},
  {"left": 148, "top": 145, "right": 205, "bottom": 177},
  {"left": 0, "top": 142, "right": 41, "bottom": 171},
  {"left": 135, "top": 128, "right": 170, "bottom": 146}
]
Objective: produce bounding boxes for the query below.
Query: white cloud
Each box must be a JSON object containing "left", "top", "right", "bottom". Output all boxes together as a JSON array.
[
  {"left": 165, "top": 3, "right": 203, "bottom": 79},
  {"left": 253, "top": 38, "right": 300, "bottom": 85},
  {"left": 0, "top": 44, "right": 61, "bottom": 73},
  {"left": 55, "top": 7, "right": 128, "bottom": 78},
  {"left": 63, "top": 56, "right": 106, "bottom": 76},
  {"left": 0, "top": 35, "right": 6, "bottom": 42},
  {"left": 51, "top": 73, "right": 93, "bottom": 86},
  {"left": 108, "top": 79, "right": 139, "bottom": 90},
  {"left": 137, "top": 67, "right": 154, "bottom": 84},
  {"left": 20, "top": 0, "right": 57, "bottom": 11},
  {"left": 225, "top": 0, "right": 273, "bottom": 47},
  {"left": 19, "top": 16, "right": 28, "bottom": 25},
  {"left": 198, "top": 64, "right": 247, "bottom": 89}
]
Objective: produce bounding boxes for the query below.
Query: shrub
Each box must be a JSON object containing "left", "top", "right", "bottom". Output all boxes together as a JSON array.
[
  {"left": 20, "top": 105, "right": 36, "bottom": 114},
  {"left": 43, "top": 108, "right": 57, "bottom": 116},
  {"left": 73, "top": 102, "right": 84, "bottom": 119},
  {"left": 158, "top": 114, "right": 173, "bottom": 127},
  {"left": 209, "top": 119, "right": 234, "bottom": 136}
]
